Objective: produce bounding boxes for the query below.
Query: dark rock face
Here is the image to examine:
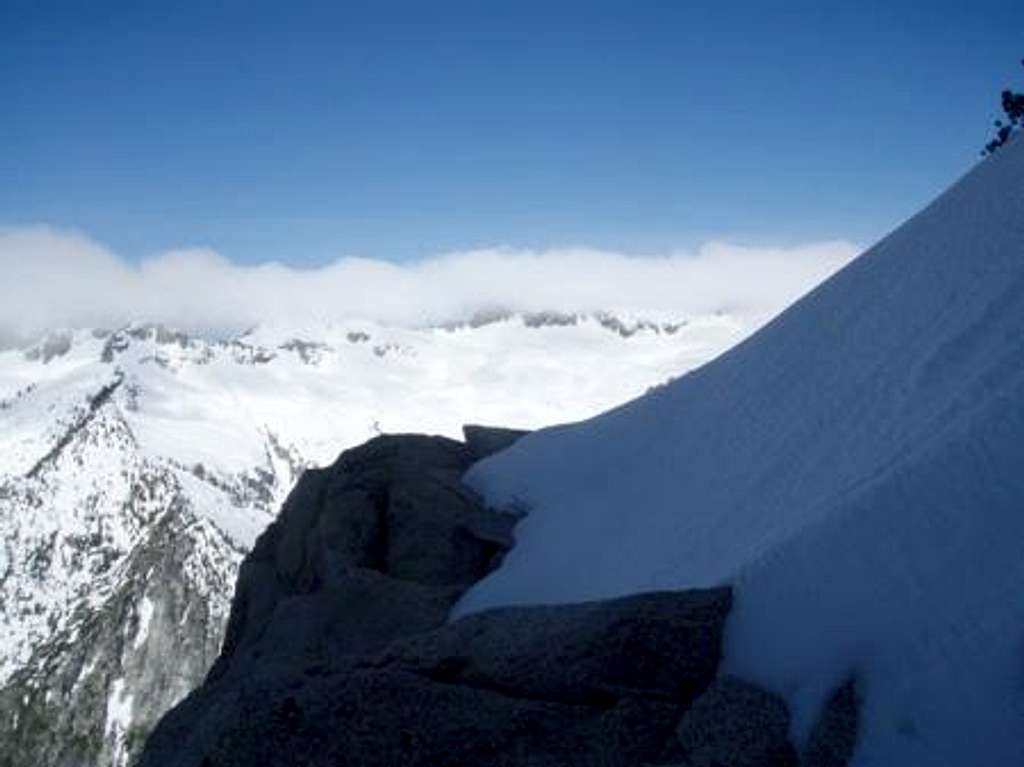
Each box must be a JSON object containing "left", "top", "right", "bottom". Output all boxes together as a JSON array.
[
  {"left": 383, "top": 588, "right": 730, "bottom": 707},
  {"left": 208, "top": 434, "right": 518, "bottom": 682},
  {"left": 461, "top": 424, "right": 530, "bottom": 462},
  {"left": 803, "top": 678, "right": 860, "bottom": 767},
  {"left": 672, "top": 676, "right": 799, "bottom": 767},
  {"left": 140, "top": 588, "right": 732, "bottom": 767},
  {"left": 140, "top": 431, "right": 852, "bottom": 767},
  {"left": 139, "top": 432, "right": 735, "bottom": 767}
]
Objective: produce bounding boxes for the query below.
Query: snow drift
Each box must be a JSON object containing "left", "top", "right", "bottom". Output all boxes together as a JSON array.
[{"left": 460, "top": 137, "right": 1024, "bottom": 766}]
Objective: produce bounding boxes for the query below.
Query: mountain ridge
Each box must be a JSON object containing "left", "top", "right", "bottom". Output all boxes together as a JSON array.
[
  {"left": 459, "top": 139, "right": 1024, "bottom": 763},
  {"left": 1, "top": 309, "right": 750, "bottom": 767}
]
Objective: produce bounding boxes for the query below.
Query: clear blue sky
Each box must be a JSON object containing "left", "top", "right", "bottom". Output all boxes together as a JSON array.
[{"left": 2, "top": 0, "right": 1022, "bottom": 265}]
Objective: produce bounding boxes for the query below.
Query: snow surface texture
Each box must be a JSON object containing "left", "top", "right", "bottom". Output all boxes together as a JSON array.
[{"left": 461, "top": 138, "right": 1024, "bottom": 765}]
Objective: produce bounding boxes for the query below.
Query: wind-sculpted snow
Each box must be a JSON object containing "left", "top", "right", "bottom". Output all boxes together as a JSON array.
[
  {"left": 0, "top": 310, "right": 752, "bottom": 767},
  {"left": 461, "top": 138, "right": 1024, "bottom": 765}
]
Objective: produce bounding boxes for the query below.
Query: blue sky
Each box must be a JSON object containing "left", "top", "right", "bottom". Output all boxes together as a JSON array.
[{"left": 2, "top": 0, "right": 1022, "bottom": 265}]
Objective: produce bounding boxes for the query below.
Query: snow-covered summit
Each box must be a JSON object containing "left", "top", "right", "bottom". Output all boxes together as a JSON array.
[{"left": 460, "top": 139, "right": 1024, "bottom": 765}]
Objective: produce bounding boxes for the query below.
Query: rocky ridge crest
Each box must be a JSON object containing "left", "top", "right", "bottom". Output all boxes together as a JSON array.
[{"left": 140, "top": 430, "right": 857, "bottom": 767}]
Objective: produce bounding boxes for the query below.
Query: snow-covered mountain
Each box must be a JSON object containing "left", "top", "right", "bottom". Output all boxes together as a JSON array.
[
  {"left": 459, "top": 139, "right": 1024, "bottom": 764},
  {"left": 0, "top": 310, "right": 752, "bottom": 767}
]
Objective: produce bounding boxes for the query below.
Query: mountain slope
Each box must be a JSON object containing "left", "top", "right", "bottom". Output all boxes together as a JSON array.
[
  {"left": 460, "top": 139, "right": 1024, "bottom": 765},
  {"left": 0, "top": 311, "right": 750, "bottom": 767}
]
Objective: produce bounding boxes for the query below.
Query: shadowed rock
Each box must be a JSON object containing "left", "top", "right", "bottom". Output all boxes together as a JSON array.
[
  {"left": 462, "top": 424, "right": 530, "bottom": 462},
  {"left": 384, "top": 588, "right": 731, "bottom": 707},
  {"left": 803, "top": 677, "right": 860, "bottom": 767},
  {"left": 138, "top": 433, "right": 738, "bottom": 767},
  {"left": 208, "top": 434, "right": 518, "bottom": 682},
  {"left": 139, "top": 590, "right": 732, "bottom": 767},
  {"left": 672, "top": 675, "right": 798, "bottom": 767}
]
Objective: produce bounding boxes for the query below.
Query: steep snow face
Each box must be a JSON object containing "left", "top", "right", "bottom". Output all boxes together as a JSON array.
[{"left": 461, "top": 138, "right": 1024, "bottom": 766}]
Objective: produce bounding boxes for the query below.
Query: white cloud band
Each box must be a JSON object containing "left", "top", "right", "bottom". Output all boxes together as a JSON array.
[{"left": 0, "top": 225, "right": 859, "bottom": 345}]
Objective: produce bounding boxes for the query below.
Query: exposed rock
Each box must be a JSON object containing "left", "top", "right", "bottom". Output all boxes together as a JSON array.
[
  {"left": 139, "top": 432, "right": 735, "bottom": 767},
  {"left": 803, "top": 678, "right": 860, "bottom": 767},
  {"left": 25, "top": 372, "right": 124, "bottom": 480},
  {"left": 140, "top": 589, "right": 732, "bottom": 767},
  {"left": 600, "top": 697, "right": 692, "bottom": 765},
  {"left": 279, "top": 338, "right": 333, "bottom": 365},
  {"left": 23, "top": 331, "right": 72, "bottom": 364},
  {"left": 672, "top": 676, "right": 798, "bottom": 767},
  {"left": 144, "top": 656, "right": 608, "bottom": 767},
  {"left": 101, "top": 331, "right": 131, "bottom": 362},
  {"left": 383, "top": 588, "right": 730, "bottom": 707},
  {"left": 209, "top": 434, "right": 518, "bottom": 681},
  {"left": 462, "top": 424, "right": 530, "bottom": 462},
  {"left": 0, "top": 375, "right": 291, "bottom": 767},
  {"left": 0, "top": 500, "right": 240, "bottom": 767},
  {"left": 523, "top": 310, "right": 580, "bottom": 328},
  {"left": 222, "top": 339, "right": 276, "bottom": 365}
]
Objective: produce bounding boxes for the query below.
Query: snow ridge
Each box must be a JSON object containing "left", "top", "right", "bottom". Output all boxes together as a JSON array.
[{"left": 461, "top": 140, "right": 1024, "bottom": 765}]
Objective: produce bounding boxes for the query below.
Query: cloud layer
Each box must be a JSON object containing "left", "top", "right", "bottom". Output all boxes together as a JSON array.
[{"left": 0, "top": 226, "right": 860, "bottom": 346}]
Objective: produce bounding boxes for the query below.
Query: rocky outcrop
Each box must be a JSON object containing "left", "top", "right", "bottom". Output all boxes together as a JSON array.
[
  {"left": 206, "top": 433, "right": 520, "bottom": 683},
  {"left": 381, "top": 588, "right": 729, "bottom": 708},
  {"left": 138, "top": 432, "right": 731, "bottom": 767},
  {"left": 140, "top": 589, "right": 731, "bottom": 767},
  {"left": 803, "top": 678, "right": 860, "bottom": 767},
  {"left": 462, "top": 424, "right": 530, "bottom": 463},
  {"left": 671, "top": 676, "right": 798, "bottom": 767},
  {"left": 139, "top": 431, "right": 860, "bottom": 767}
]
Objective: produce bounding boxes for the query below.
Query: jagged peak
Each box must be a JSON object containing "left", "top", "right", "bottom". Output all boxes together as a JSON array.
[{"left": 435, "top": 308, "right": 692, "bottom": 337}]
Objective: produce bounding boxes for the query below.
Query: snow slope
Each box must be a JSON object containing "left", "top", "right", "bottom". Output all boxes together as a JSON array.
[{"left": 460, "top": 138, "right": 1024, "bottom": 765}]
